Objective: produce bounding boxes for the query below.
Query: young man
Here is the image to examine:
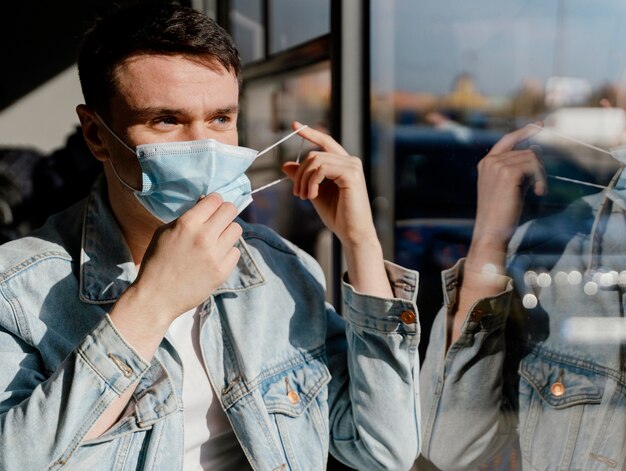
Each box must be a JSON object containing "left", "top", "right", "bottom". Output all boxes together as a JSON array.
[
  {"left": 420, "top": 125, "right": 626, "bottom": 470},
  {"left": 0, "top": 4, "right": 421, "bottom": 470}
]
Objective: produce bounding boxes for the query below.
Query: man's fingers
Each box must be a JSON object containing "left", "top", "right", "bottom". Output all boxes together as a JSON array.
[
  {"left": 533, "top": 163, "right": 548, "bottom": 196},
  {"left": 291, "top": 121, "right": 349, "bottom": 156},
  {"left": 487, "top": 121, "right": 543, "bottom": 156},
  {"left": 179, "top": 192, "right": 224, "bottom": 225},
  {"left": 218, "top": 221, "right": 243, "bottom": 248},
  {"left": 293, "top": 152, "right": 355, "bottom": 199}
]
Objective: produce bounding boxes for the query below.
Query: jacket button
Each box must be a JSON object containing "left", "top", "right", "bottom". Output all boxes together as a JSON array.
[
  {"left": 550, "top": 381, "right": 565, "bottom": 397},
  {"left": 400, "top": 310, "right": 416, "bottom": 324},
  {"left": 287, "top": 391, "right": 300, "bottom": 404}
]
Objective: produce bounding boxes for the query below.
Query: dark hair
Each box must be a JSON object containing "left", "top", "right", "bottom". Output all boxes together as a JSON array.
[{"left": 78, "top": 3, "right": 241, "bottom": 115}]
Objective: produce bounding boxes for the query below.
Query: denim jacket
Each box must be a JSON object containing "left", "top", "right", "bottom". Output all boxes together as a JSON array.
[
  {"left": 0, "top": 177, "right": 421, "bottom": 471},
  {"left": 420, "top": 190, "right": 626, "bottom": 471}
]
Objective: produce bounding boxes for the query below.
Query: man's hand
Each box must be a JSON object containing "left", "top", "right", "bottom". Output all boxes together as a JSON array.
[
  {"left": 110, "top": 193, "right": 241, "bottom": 359},
  {"left": 282, "top": 122, "right": 392, "bottom": 298},
  {"left": 282, "top": 122, "right": 377, "bottom": 246}
]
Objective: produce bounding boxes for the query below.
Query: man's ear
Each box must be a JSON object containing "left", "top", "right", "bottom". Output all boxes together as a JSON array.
[{"left": 76, "top": 105, "right": 111, "bottom": 163}]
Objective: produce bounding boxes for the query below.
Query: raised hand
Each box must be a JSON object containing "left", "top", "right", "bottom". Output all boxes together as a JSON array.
[
  {"left": 282, "top": 122, "right": 392, "bottom": 298},
  {"left": 282, "top": 122, "right": 377, "bottom": 247}
]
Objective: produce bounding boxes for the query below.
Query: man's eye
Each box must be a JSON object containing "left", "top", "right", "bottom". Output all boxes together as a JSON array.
[
  {"left": 155, "top": 117, "right": 177, "bottom": 126},
  {"left": 214, "top": 116, "right": 232, "bottom": 125}
]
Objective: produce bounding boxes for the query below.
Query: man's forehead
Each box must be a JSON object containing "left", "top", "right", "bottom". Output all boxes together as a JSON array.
[
  {"left": 110, "top": 53, "right": 240, "bottom": 113},
  {"left": 113, "top": 53, "right": 238, "bottom": 91}
]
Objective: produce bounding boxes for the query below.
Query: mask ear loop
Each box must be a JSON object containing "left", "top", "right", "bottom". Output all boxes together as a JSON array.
[
  {"left": 251, "top": 127, "right": 307, "bottom": 195},
  {"left": 527, "top": 123, "right": 626, "bottom": 210},
  {"left": 528, "top": 123, "right": 626, "bottom": 276},
  {"left": 93, "top": 112, "right": 142, "bottom": 192}
]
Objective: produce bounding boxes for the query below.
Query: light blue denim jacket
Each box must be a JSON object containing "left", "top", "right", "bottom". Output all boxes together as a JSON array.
[
  {"left": 420, "top": 190, "right": 626, "bottom": 471},
  {"left": 0, "top": 177, "right": 421, "bottom": 471}
]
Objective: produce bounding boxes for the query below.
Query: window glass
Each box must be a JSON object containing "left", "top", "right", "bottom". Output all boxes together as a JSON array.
[
  {"left": 268, "top": 0, "right": 329, "bottom": 54},
  {"left": 239, "top": 61, "right": 331, "bottom": 259},
  {"left": 230, "top": 0, "right": 264, "bottom": 64},
  {"left": 371, "top": 1, "right": 626, "bottom": 468},
  {"left": 372, "top": 0, "right": 626, "bottom": 300}
]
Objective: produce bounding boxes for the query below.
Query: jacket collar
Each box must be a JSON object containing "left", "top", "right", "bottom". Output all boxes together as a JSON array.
[{"left": 79, "top": 177, "right": 264, "bottom": 305}]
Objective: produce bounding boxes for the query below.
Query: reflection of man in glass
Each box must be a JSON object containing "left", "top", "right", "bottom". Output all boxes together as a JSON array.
[{"left": 420, "top": 124, "right": 626, "bottom": 470}]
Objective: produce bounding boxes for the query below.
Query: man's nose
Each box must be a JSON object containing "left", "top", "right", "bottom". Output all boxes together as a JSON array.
[{"left": 185, "top": 122, "right": 215, "bottom": 141}]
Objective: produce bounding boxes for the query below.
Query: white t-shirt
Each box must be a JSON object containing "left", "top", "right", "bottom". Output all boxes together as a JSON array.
[{"left": 167, "top": 308, "right": 251, "bottom": 470}]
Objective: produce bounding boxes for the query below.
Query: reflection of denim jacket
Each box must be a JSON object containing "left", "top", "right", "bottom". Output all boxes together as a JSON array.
[
  {"left": 420, "top": 190, "right": 626, "bottom": 471},
  {"left": 0, "top": 178, "right": 421, "bottom": 471}
]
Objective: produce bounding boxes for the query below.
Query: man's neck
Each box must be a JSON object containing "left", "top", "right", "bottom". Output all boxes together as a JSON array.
[{"left": 104, "top": 173, "right": 161, "bottom": 266}]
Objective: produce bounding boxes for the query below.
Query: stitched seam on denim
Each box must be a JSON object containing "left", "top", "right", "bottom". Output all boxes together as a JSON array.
[
  {"left": 221, "top": 348, "right": 327, "bottom": 408},
  {"left": 275, "top": 414, "right": 298, "bottom": 470},
  {"left": 264, "top": 369, "right": 329, "bottom": 416},
  {"left": 349, "top": 323, "right": 419, "bottom": 345},
  {"left": 588, "top": 381, "right": 622, "bottom": 465},
  {"left": 134, "top": 359, "right": 178, "bottom": 426},
  {"left": 52, "top": 394, "right": 113, "bottom": 470},
  {"left": 76, "top": 319, "right": 147, "bottom": 392},
  {"left": 519, "top": 366, "right": 604, "bottom": 405},
  {"left": 136, "top": 393, "right": 178, "bottom": 427},
  {"left": 561, "top": 404, "right": 583, "bottom": 469},
  {"left": 76, "top": 348, "right": 127, "bottom": 394},
  {"left": 0, "top": 251, "right": 72, "bottom": 283},
  {"left": 243, "top": 232, "right": 298, "bottom": 256},
  {"left": 523, "top": 346, "right": 626, "bottom": 387},
  {"left": 0, "top": 282, "right": 34, "bottom": 346},
  {"left": 344, "top": 311, "right": 420, "bottom": 335},
  {"left": 145, "top": 420, "right": 166, "bottom": 471},
  {"left": 251, "top": 347, "right": 326, "bottom": 385},
  {"left": 213, "top": 237, "right": 266, "bottom": 294},
  {"left": 520, "top": 388, "right": 540, "bottom": 461},
  {"left": 112, "top": 431, "right": 132, "bottom": 470},
  {"left": 255, "top": 390, "right": 289, "bottom": 468}
]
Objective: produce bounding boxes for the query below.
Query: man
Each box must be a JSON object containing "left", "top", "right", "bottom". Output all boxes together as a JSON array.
[
  {"left": 420, "top": 125, "right": 626, "bottom": 470},
  {"left": 0, "top": 4, "right": 421, "bottom": 470}
]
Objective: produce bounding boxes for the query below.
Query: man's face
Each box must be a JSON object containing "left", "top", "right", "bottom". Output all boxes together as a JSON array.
[{"left": 104, "top": 54, "right": 240, "bottom": 188}]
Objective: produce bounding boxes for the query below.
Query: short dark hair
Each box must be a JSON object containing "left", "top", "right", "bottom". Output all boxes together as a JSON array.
[{"left": 78, "top": 3, "right": 241, "bottom": 115}]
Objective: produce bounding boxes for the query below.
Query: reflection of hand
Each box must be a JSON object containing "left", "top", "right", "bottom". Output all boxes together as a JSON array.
[
  {"left": 450, "top": 124, "right": 546, "bottom": 347},
  {"left": 281, "top": 122, "right": 377, "bottom": 248},
  {"left": 472, "top": 123, "right": 546, "bottom": 254}
]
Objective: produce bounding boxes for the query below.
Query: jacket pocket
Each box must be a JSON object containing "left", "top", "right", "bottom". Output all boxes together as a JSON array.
[
  {"left": 518, "top": 352, "right": 608, "bottom": 471},
  {"left": 260, "top": 357, "right": 331, "bottom": 471}
]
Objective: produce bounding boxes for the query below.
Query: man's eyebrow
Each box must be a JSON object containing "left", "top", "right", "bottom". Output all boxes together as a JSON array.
[
  {"left": 213, "top": 105, "right": 239, "bottom": 115},
  {"left": 130, "top": 105, "right": 240, "bottom": 120}
]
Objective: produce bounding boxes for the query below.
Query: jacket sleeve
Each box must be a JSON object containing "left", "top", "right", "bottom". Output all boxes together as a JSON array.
[
  {"left": 419, "top": 259, "right": 518, "bottom": 471},
  {"left": 325, "top": 260, "right": 421, "bottom": 471},
  {"left": 0, "top": 298, "right": 151, "bottom": 470}
]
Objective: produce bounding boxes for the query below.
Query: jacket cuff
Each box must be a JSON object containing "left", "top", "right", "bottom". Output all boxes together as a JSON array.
[
  {"left": 441, "top": 258, "right": 515, "bottom": 332},
  {"left": 77, "top": 315, "right": 151, "bottom": 395},
  {"left": 341, "top": 260, "right": 419, "bottom": 335}
]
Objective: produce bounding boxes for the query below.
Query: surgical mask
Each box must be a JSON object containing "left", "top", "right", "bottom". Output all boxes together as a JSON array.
[
  {"left": 528, "top": 123, "right": 626, "bottom": 210},
  {"left": 96, "top": 115, "right": 306, "bottom": 223}
]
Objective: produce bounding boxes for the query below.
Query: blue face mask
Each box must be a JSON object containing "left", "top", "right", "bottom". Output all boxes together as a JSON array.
[{"left": 96, "top": 115, "right": 306, "bottom": 223}]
